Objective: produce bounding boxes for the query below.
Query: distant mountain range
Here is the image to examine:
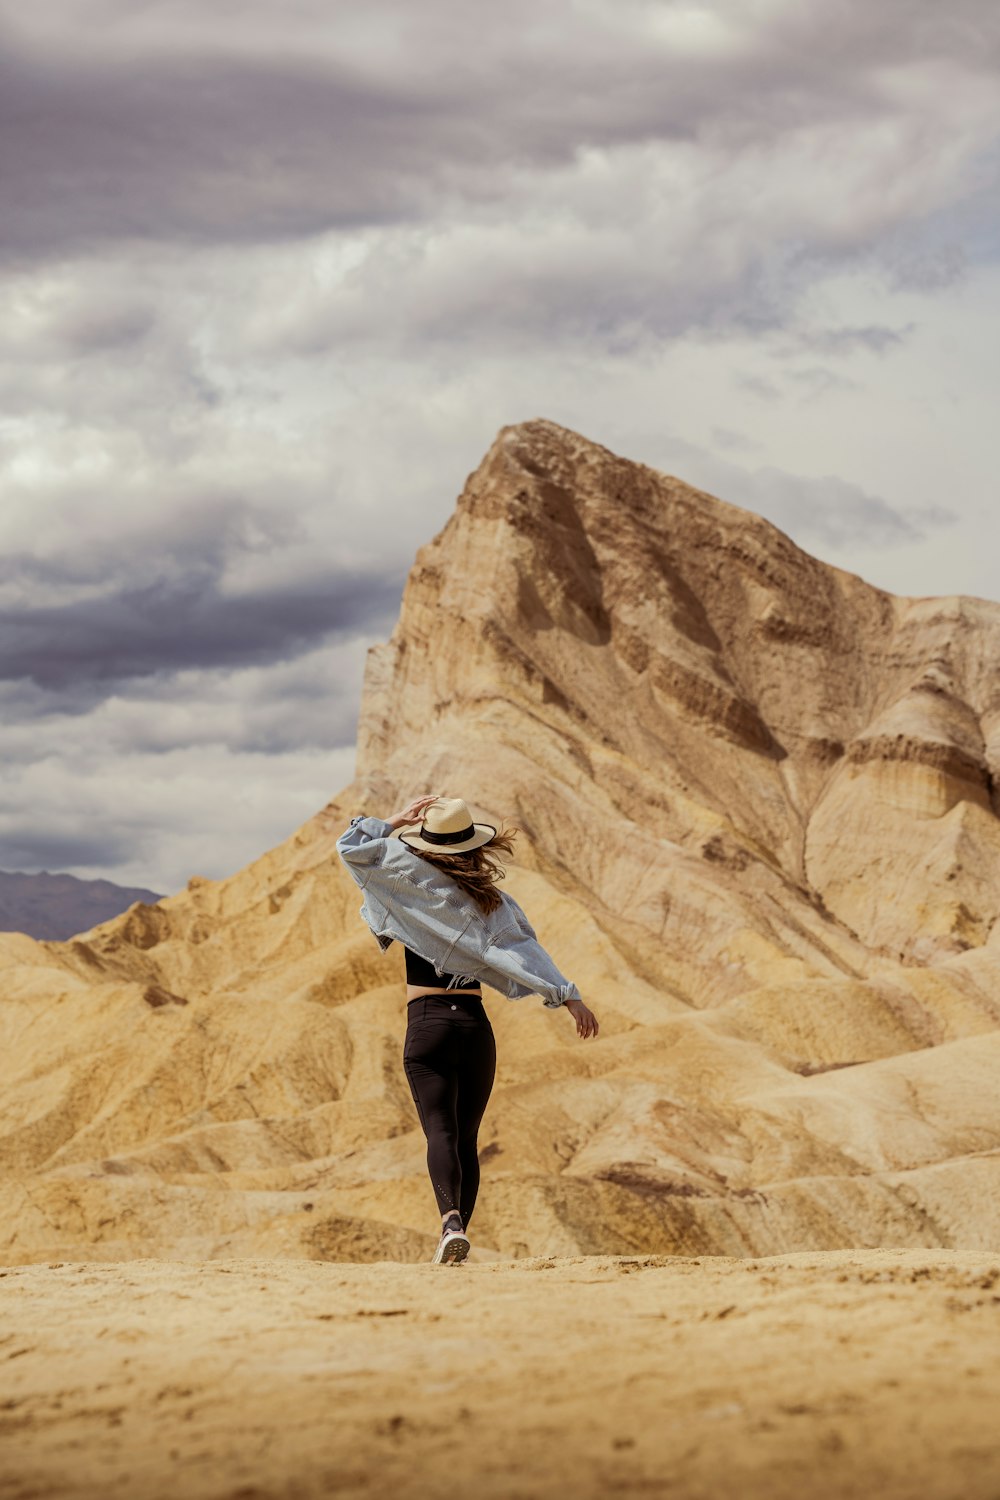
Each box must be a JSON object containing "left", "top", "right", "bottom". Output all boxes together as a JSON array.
[{"left": 0, "top": 869, "right": 164, "bottom": 941}]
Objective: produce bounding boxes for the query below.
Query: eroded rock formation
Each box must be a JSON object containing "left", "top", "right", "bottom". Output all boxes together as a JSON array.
[{"left": 1, "top": 418, "right": 998, "bottom": 1264}]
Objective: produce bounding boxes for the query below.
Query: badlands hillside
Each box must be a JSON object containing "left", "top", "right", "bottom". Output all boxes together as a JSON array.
[{"left": 1, "top": 417, "right": 999, "bottom": 1266}]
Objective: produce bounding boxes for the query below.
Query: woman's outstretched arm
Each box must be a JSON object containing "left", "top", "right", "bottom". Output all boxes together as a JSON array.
[
  {"left": 482, "top": 927, "right": 599, "bottom": 1036},
  {"left": 495, "top": 893, "right": 599, "bottom": 1037}
]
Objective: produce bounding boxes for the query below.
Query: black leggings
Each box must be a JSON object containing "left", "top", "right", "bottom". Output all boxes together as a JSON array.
[{"left": 402, "top": 993, "right": 497, "bottom": 1227}]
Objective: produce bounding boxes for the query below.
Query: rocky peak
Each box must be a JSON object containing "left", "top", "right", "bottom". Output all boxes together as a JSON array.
[
  {"left": 2, "top": 418, "right": 999, "bottom": 1268},
  {"left": 357, "top": 417, "right": 1000, "bottom": 966}
]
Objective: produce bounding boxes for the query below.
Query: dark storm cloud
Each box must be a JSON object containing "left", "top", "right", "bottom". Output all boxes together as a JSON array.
[
  {"left": 0, "top": 568, "right": 404, "bottom": 696},
  {"left": 0, "top": 628, "right": 376, "bottom": 756},
  {"left": 2, "top": 0, "right": 997, "bottom": 261},
  {"left": 0, "top": 826, "right": 138, "bottom": 873},
  {"left": 0, "top": 43, "right": 434, "bottom": 261},
  {"left": 0, "top": 678, "right": 105, "bottom": 725},
  {"left": 0, "top": 488, "right": 299, "bottom": 599}
]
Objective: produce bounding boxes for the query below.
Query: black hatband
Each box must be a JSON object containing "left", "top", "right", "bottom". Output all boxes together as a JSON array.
[{"left": 420, "top": 823, "right": 478, "bottom": 845}]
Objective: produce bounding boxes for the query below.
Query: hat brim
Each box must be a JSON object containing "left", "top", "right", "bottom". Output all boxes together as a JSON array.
[{"left": 398, "top": 822, "right": 497, "bottom": 854}]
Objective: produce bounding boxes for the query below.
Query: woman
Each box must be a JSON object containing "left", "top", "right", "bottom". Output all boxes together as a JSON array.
[{"left": 335, "top": 792, "right": 599, "bottom": 1265}]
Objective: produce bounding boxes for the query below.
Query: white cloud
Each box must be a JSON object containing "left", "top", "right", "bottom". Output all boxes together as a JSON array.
[
  {"left": 0, "top": 0, "right": 997, "bottom": 888},
  {"left": 0, "top": 740, "right": 358, "bottom": 893}
]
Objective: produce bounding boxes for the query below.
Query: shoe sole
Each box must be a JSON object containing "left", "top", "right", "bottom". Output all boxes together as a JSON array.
[{"left": 433, "top": 1231, "right": 471, "bottom": 1265}]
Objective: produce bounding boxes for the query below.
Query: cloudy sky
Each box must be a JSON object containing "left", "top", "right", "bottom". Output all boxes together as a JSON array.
[{"left": 1, "top": 0, "right": 997, "bottom": 895}]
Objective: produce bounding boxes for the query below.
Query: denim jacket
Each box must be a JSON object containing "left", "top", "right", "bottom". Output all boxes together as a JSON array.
[{"left": 335, "top": 816, "right": 581, "bottom": 1008}]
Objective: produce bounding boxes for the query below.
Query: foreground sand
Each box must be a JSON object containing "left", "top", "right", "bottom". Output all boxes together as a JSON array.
[{"left": 1, "top": 1249, "right": 998, "bottom": 1500}]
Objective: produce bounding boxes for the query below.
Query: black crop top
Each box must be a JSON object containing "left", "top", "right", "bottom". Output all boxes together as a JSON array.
[{"left": 404, "top": 944, "right": 481, "bottom": 991}]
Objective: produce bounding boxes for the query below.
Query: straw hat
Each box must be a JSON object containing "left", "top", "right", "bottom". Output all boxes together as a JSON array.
[{"left": 398, "top": 796, "right": 497, "bottom": 854}]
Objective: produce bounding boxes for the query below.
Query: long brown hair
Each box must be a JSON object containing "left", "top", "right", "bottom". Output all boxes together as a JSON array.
[{"left": 413, "top": 826, "right": 519, "bottom": 914}]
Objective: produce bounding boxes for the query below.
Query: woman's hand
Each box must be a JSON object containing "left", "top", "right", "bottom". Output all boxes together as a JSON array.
[
  {"left": 387, "top": 793, "right": 443, "bottom": 830},
  {"left": 565, "top": 997, "right": 599, "bottom": 1039}
]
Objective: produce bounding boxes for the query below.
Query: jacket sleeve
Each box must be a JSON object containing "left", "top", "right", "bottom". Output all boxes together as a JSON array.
[
  {"left": 501, "top": 892, "right": 538, "bottom": 940},
  {"left": 481, "top": 926, "right": 582, "bottom": 1009},
  {"left": 335, "top": 815, "right": 397, "bottom": 885}
]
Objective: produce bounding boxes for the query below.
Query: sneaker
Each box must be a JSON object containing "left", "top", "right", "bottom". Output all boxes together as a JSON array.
[{"left": 432, "top": 1220, "right": 470, "bottom": 1265}]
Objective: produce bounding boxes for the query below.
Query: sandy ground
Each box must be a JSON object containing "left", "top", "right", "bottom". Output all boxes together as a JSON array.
[{"left": 1, "top": 1249, "right": 998, "bottom": 1500}]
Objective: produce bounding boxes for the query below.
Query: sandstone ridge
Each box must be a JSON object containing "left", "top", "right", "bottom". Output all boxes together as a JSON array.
[{"left": 1, "top": 418, "right": 998, "bottom": 1264}]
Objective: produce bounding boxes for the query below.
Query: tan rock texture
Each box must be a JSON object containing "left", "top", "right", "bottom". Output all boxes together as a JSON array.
[{"left": 1, "top": 417, "right": 999, "bottom": 1265}]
